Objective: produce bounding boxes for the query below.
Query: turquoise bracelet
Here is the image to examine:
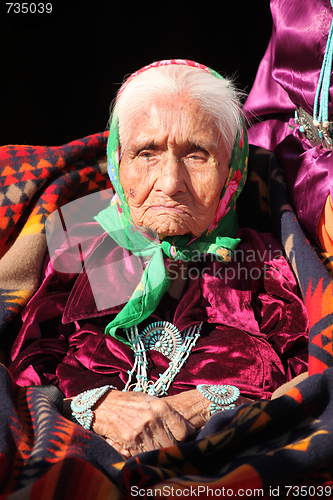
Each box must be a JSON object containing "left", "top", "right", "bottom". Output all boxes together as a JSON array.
[
  {"left": 197, "top": 384, "right": 240, "bottom": 415},
  {"left": 71, "top": 385, "right": 117, "bottom": 430}
]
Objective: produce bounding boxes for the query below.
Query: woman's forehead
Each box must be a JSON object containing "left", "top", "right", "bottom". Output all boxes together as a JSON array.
[{"left": 123, "top": 96, "right": 221, "bottom": 149}]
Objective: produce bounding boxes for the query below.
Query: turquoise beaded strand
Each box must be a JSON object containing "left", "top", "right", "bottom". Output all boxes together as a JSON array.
[{"left": 313, "top": 0, "right": 333, "bottom": 130}]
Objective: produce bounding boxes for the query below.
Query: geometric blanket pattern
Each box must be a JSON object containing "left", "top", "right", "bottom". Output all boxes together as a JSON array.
[
  {"left": 0, "top": 132, "right": 111, "bottom": 356},
  {"left": 268, "top": 154, "right": 333, "bottom": 376}
]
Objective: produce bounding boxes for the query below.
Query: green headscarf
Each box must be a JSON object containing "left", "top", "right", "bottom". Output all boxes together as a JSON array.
[{"left": 95, "top": 59, "right": 248, "bottom": 344}]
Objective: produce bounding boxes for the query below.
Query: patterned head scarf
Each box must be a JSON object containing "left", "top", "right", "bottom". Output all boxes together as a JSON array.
[{"left": 96, "top": 59, "right": 248, "bottom": 343}]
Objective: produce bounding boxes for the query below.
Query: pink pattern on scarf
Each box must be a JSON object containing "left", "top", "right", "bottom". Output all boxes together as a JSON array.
[{"left": 206, "top": 170, "right": 242, "bottom": 234}]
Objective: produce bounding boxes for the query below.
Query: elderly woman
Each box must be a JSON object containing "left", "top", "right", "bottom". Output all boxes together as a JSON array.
[{"left": 8, "top": 60, "right": 308, "bottom": 458}]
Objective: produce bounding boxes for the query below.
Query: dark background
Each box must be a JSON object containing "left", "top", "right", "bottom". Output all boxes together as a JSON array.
[{"left": 1, "top": 1, "right": 272, "bottom": 147}]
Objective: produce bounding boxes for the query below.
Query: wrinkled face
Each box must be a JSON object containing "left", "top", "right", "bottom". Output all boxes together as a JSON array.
[{"left": 119, "top": 94, "right": 230, "bottom": 238}]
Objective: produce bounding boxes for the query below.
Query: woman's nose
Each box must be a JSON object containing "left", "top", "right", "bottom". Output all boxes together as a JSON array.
[{"left": 154, "top": 153, "right": 186, "bottom": 196}]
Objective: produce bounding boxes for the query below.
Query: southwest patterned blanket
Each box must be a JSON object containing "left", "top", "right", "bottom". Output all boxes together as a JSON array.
[{"left": 1, "top": 134, "right": 333, "bottom": 499}]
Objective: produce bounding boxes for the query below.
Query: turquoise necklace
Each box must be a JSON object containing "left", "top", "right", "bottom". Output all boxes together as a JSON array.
[
  {"left": 313, "top": 0, "right": 333, "bottom": 148},
  {"left": 124, "top": 321, "right": 202, "bottom": 396}
]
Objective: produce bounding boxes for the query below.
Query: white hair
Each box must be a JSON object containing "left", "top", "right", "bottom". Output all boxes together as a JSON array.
[{"left": 111, "top": 64, "right": 243, "bottom": 159}]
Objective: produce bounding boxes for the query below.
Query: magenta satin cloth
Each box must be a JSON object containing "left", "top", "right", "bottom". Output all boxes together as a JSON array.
[
  {"left": 244, "top": 0, "right": 333, "bottom": 243},
  {"left": 8, "top": 222, "right": 308, "bottom": 399}
]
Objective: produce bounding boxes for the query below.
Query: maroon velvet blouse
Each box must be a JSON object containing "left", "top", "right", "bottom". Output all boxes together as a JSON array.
[{"left": 9, "top": 222, "right": 308, "bottom": 399}]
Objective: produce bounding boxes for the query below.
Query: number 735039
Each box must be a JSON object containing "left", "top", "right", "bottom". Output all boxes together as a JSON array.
[{"left": 6, "top": 3, "right": 52, "bottom": 14}]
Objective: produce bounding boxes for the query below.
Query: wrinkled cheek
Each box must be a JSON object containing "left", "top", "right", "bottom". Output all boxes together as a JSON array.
[
  {"left": 128, "top": 205, "right": 149, "bottom": 226},
  {"left": 192, "top": 173, "right": 224, "bottom": 203},
  {"left": 197, "top": 188, "right": 221, "bottom": 209}
]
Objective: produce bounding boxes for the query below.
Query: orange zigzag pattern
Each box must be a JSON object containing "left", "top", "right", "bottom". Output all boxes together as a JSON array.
[{"left": 305, "top": 279, "right": 333, "bottom": 374}]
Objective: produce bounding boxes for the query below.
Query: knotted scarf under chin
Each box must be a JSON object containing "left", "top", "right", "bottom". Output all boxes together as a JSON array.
[{"left": 95, "top": 194, "right": 241, "bottom": 345}]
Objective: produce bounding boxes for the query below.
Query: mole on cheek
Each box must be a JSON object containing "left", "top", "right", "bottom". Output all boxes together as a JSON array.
[{"left": 129, "top": 188, "right": 136, "bottom": 197}]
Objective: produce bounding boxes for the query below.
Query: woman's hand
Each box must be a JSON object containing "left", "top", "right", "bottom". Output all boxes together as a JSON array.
[
  {"left": 92, "top": 390, "right": 195, "bottom": 458},
  {"left": 166, "top": 389, "right": 211, "bottom": 428}
]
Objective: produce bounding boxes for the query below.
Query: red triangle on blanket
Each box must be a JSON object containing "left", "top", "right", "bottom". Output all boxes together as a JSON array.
[
  {"left": 20, "top": 171, "right": 37, "bottom": 181},
  {"left": 41, "top": 193, "right": 58, "bottom": 203},
  {"left": 15, "top": 148, "right": 30, "bottom": 157},
  {"left": 4, "top": 175, "right": 19, "bottom": 185},
  {"left": 73, "top": 140, "right": 86, "bottom": 146},
  {"left": 10, "top": 203, "right": 25, "bottom": 214},
  {"left": 43, "top": 184, "right": 57, "bottom": 193},
  {"left": 94, "top": 171, "right": 108, "bottom": 184},
  {"left": 311, "top": 332, "right": 323, "bottom": 348},
  {"left": 87, "top": 136, "right": 102, "bottom": 148},
  {"left": 308, "top": 355, "right": 329, "bottom": 375},
  {"left": 88, "top": 181, "right": 99, "bottom": 191},
  {"left": 32, "top": 146, "right": 48, "bottom": 155},
  {"left": 0, "top": 148, "right": 14, "bottom": 160}
]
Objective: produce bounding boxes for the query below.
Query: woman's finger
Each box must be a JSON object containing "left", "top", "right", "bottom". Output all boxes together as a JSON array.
[
  {"left": 160, "top": 403, "right": 196, "bottom": 441},
  {"left": 139, "top": 416, "right": 177, "bottom": 450}
]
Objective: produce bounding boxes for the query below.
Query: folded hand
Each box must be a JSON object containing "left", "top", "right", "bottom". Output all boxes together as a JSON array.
[{"left": 92, "top": 390, "right": 195, "bottom": 458}]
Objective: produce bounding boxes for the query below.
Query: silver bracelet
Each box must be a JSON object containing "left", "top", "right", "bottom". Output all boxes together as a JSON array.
[
  {"left": 70, "top": 385, "right": 117, "bottom": 430},
  {"left": 197, "top": 384, "right": 240, "bottom": 415}
]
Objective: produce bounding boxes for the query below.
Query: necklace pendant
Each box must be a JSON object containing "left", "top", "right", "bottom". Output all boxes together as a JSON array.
[
  {"left": 295, "top": 107, "right": 322, "bottom": 146},
  {"left": 141, "top": 321, "right": 182, "bottom": 361},
  {"left": 295, "top": 107, "right": 333, "bottom": 150}
]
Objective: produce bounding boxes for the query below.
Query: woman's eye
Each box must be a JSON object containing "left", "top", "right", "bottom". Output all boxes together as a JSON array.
[
  {"left": 187, "top": 153, "right": 207, "bottom": 162},
  {"left": 138, "top": 150, "right": 153, "bottom": 159},
  {"left": 186, "top": 147, "right": 209, "bottom": 161}
]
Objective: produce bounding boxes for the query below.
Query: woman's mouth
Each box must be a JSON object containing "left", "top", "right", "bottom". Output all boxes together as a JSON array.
[{"left": 150, "top": 205, "right": 185, "bottom": 213}]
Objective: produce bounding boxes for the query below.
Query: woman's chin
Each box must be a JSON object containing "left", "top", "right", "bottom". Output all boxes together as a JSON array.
[
  {"left": 146, "top": 219, "right": 189, "bottom": 237},
  {"left": 157, "top": 227, "right": 201, "bottom": 240},
  {"left": 155, "top": 225, "right": 190, "bottom": 239},
  {"left": 157, "top": 230, "right": 187, "bottom": 240}
]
